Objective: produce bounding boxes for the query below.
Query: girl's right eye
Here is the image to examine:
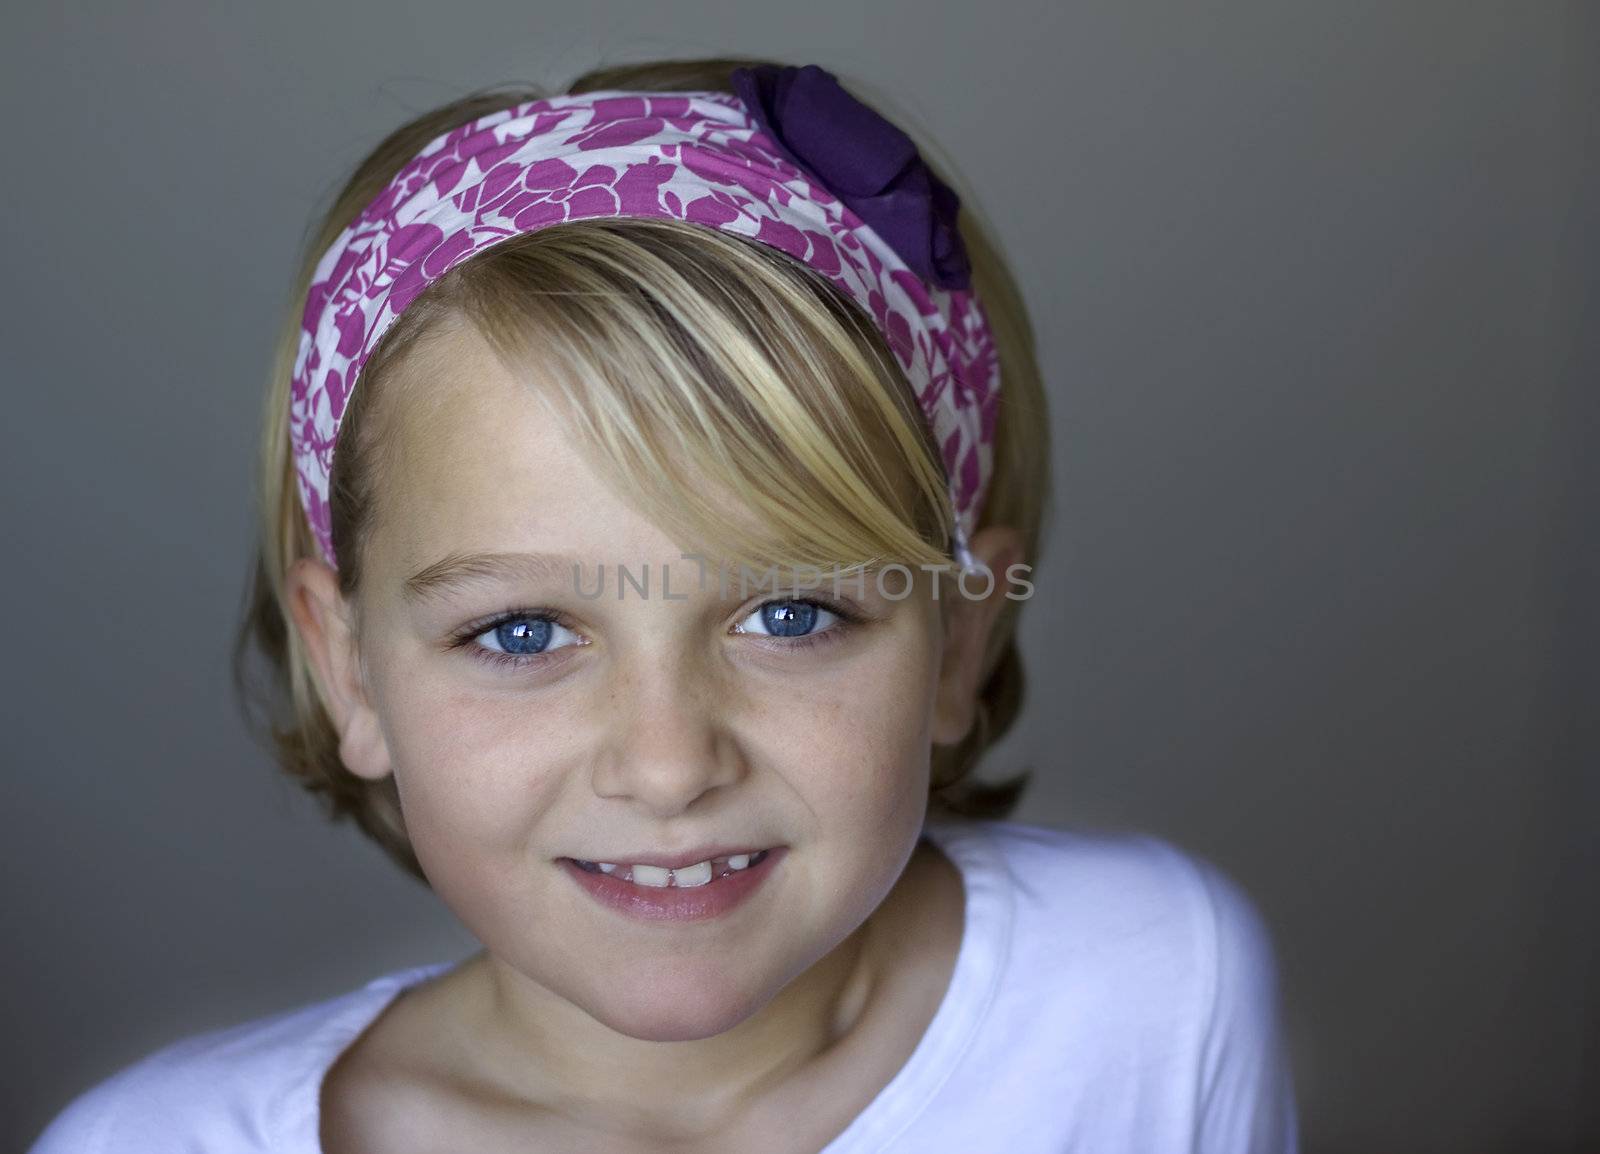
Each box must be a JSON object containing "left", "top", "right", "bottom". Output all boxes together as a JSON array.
[{"left": 454, "top": 612, "right": 586, "bottom": 671}]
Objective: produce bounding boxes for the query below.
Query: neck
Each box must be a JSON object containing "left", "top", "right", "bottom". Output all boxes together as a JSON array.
[{"left": 456, "top": 894, "right": 890, "bottom": 1135}]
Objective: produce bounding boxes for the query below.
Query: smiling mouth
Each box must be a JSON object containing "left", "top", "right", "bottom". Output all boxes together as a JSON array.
[{"left": 565, "top": 850, "right": 773, "bottom": 888}]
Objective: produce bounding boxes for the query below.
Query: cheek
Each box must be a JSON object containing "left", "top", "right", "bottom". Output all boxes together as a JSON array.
[
  {"left": 372, "top": 663, "right": 580, "bottom": 876},
  {"left": 771, "top": 636, "right": 941, "bottom": 832}
]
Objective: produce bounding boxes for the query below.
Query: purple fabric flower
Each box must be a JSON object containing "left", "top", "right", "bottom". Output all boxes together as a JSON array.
[{"left": 731, "top": 64, "right": 972, "bottom": 291}]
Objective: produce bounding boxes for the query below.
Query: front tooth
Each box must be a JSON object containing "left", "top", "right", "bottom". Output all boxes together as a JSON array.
[
  {"left": 727, "top": 853, "right": 751, "bottom": 870},
  {"left": 672, "top": 860, "right": 714, "bottom": 887},
  {"left": 630, "top": 863, "right": 671, "bottom": 887},
  {"left": 597, "top": 862, "right": 618, "bottom": 874}
]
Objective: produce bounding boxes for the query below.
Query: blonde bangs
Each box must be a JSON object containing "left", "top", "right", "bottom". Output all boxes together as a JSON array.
[{"left": 439, "top": 217, "right": 959, "bottom": 583}]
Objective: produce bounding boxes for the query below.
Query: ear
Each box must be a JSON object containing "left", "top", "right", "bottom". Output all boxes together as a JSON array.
[
  {"left": 285, "top": 557, "right": 394, "bottom": 782},
  {"left": 931, "top": 525, "right": 1026, "bottom": 748}
]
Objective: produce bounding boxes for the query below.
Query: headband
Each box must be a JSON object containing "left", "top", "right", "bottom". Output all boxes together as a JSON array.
[{"left": 290, "top": 64, "right": 1001, "bottom": 574}]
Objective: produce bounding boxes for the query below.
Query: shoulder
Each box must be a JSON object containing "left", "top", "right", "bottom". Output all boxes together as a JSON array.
[
  {"left": 945, "top": 817, "right": 1281, "bottom": 983},
  {"left": 26, "top": 967, "right": 441, "bottom": 1154},
  {"left": 940, "top": 818, "right": 1299, "bottom": 1150}
]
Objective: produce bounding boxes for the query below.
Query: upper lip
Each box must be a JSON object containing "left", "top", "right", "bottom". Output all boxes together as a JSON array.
[{"left": 565, "top": 844, "right": 773, "bottom": 870}]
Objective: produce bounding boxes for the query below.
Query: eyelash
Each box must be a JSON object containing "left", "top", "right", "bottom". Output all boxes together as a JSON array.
[{"left": 447, "top": 596, "right": 865, "bottom": 673}]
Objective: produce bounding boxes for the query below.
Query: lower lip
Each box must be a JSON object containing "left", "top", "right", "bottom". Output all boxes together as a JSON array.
[{"left": 559, "top": 848, "right": 786, "bottom": 923}]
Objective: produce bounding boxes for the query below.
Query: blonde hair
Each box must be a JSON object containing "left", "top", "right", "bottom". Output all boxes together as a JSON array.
[{"left": 233, "top": 57, "right": 1054, "bottom": 885}]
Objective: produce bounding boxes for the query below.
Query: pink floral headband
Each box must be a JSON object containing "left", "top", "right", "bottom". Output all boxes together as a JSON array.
[{"left": 291, "top": 64, "right": 1001, "bottom": 573}]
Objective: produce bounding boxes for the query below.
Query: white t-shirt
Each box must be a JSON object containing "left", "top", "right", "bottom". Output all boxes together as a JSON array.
[{"left": 28, "top": 818, "right": 1300, "bottom": 1152}]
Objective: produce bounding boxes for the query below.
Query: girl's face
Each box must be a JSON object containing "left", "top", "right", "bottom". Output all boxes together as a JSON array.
[{"left": 294, "top": 317, "right": 998, "bottom": 1045}]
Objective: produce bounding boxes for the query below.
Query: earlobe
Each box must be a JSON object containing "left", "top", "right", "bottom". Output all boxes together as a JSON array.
[
  {"left": 285, "top": 557, "right": 394, "bottom": 783},
  {"left": 931, "top": 526, "right": 1025, "bottom": 748}
]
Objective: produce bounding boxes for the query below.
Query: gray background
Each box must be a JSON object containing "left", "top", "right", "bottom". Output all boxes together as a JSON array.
[{"left": 4, "top": 2, "right": 1593, "bottom": 1151}]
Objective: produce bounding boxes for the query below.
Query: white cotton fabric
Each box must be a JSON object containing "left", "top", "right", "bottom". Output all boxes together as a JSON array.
[{"left": 29, "top": 818, "right": 1300, "bottom": 1153}]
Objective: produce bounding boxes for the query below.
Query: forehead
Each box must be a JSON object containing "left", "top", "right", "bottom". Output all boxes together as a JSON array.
[
  {"left": 359, "top": 310, "right": 945, "bottom": 618},
  {"left": 369, "top": 318, "right": 691, "bottom": 578}
]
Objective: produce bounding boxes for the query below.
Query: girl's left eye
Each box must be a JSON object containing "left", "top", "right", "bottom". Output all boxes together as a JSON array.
[{"left": 732, "top": 598, "right": 854, "bottom": 650}]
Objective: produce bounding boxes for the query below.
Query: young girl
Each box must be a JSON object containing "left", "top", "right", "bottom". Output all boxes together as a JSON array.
[{"left": 30, "top": 56, "right": 1299, "bottom": 1153}]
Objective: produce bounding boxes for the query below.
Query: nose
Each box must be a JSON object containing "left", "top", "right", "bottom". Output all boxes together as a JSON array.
[{"left": 589, "top": 651, "right": 746, "bottom": 816}]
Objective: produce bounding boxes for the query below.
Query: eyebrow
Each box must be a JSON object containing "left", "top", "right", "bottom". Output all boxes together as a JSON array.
[{"left": 402, "top": 551, "right": 584, "bottom": 605}]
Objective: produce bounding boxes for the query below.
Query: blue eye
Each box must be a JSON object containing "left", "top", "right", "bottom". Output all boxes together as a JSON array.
[
  {"left": 488, "top": 618, "right": 554, "bottom": 655},
  {"left": 460, "top": 612, "right": 585, "bottom": 670},
  {"left": 739, "top": 599, "right": 829, "bottom": 638},
  {"left": 732, "top": 598, "right": 870, "bottom": 653}
]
